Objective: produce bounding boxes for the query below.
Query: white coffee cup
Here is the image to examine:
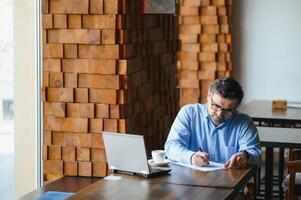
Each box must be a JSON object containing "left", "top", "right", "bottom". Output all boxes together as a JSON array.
[{"left": 151, "top": 150, "right": 166, "bottom": 163}]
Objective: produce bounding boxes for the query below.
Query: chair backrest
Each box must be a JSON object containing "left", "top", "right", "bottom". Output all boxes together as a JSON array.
[{"left": 286, "top": 149, "right": 301, "bottom": 200}]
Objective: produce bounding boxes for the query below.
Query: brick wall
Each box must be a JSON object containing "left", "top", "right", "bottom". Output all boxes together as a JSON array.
[
  {"left": 178, "top": 0, "right": 232, "bottom": 106},
  {"left": 42, "top": 0, "right": 178, "bottom": 182}
]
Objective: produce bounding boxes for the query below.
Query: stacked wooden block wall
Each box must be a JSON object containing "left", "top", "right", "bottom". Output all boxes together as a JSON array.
[
  {"left": 178, "top": 0, "right": 232, "bottom": 106},
  {"left": 42, "top": 0, "right": 178, "bottom": 182},
  {"left": 117, "top": 16, "right": 179, "bottom": 152}
]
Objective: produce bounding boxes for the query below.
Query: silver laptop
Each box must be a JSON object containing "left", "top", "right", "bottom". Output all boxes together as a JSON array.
[{"left": 102, "top": 131, "right": 171, "bottom": 178}]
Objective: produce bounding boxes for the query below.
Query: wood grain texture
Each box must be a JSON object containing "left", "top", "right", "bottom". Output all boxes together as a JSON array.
[{"left": 42, "top": 0, "right": 178, "bottom": 183}]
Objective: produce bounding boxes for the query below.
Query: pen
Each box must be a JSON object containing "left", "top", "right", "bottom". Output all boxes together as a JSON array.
[{"left": 198, "top": 146, "right": 210, "bottom": 164}]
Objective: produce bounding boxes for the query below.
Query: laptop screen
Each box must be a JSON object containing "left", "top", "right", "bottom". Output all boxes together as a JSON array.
[{"left": 102, "top": 131, "right": 150, "bottom": 175}]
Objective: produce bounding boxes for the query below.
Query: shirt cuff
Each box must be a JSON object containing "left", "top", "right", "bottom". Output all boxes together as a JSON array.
[
  {"left": 181, "top": 150, "right": 195, "bottom": 164},
  {"left": 241, "top": 150, "right": 250, "bottom": 160}
]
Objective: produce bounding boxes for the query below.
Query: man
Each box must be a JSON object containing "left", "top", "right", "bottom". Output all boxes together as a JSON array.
[{"left": 165, "top": 77, "right": 261, "bottom": 168}]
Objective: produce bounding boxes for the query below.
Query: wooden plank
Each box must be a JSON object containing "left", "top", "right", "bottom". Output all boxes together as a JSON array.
[
  {"left": 92, "top": 162, "right": 107, "bottom": 177},
  {"left": 91, "top": 148, "right": 106, "bottom": 162},
  {"left": 42, "top": 14, "right": 53, "bottom": 29},
  {"left": 78, "top": 161, "right": 92, "bottom": 177},
  {"left": 44, "top": 116, "right": 88, "bottom": 132},
  {"left": 53, "top": 14, "right": 67, "bottom": 28},
  {"left": 78, "top": 74, "right": 121, "bottom": 89},
  {"left": 43, "top": 44, "right": 63, "bottom": 58},
  {"left": 62, "top": 146, "right": 76, "bottom": 161},
  {"left": 90, "top": 0, "right": 104, "bottom": 14},
  {"left": 47, "top": 88, "right": 74, "bottom": 102},
  {"left": 64, "top": 73, "right": 78, "bottom": 88},
  {"left": 89, "top": 89, "right": 117, "bottom": 104},
  {"left": 43, "top": 59, "right": 61, "bottom": 72},
  {"left": 77, "top": 147, "right": 91, "bottom": 161},
  {"left": 78, "top": 45, "right": 119, "bottom": 59},
  {"left": 103, "top": 0, "right": 119, "bottom": 14},
  {"left": 75, "top": 88, "right": 89, "bottom": 103},
  {"left": 66, "top": 103, "right": 94, "bottom": 118},
  {"left": 62, "top": 59, "right": 116, "bottom": 74},
  {"left": 48, "top": 145, "right": 62, "bottom": 160},
  {"left": 49, "top": 72, "right": 64, "bottom": 87},
  {"left": 95, "top": 104, "right": 109, "bottom": 118},
  {"left": 64, "top": 161, "right": 78, "bottom": 176},
  {"left": 48, "top": 29, "right": 101, "bottom": 44},
  {"left": 44, "top": 160, "right": 63, "bottom": 175},
  {"left": 64, "top": 44, "right": 78, "bottom": 58},
  {"left": 102, "top": 30, "right": 117, "bottom": 44},
  {"left": 50, "top": 0, "right": 89, "bottom": 14},
  {"left": 89, "top": 118, "right": 103, "bottom": 133},
  {"left": 68, "top": 14, "right": 82, "bottom": 29},
  {"left": 82, "top": 15, "right": 116, "bottom": 29},
  {"left": 44, "top": 102, "right": 66, "bottom": 117}
]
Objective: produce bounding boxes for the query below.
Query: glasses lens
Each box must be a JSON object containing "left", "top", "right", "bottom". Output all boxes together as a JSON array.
[
  {"left": 211, "top": 103, "right": 219, "bottom": 111},
  {"left": 210, "top": 97, "right": 235, "bottom": 119}
]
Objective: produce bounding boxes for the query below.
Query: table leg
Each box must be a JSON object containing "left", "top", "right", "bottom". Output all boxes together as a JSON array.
[
  {"left": 257, "top": 167, "right": 261, "bottom": 195},
  {"left": 279, "top": 148, "right": 284, "bottom": 200},
  {"left": 265, "top": 147, "right": 273, "bottom": 200}
]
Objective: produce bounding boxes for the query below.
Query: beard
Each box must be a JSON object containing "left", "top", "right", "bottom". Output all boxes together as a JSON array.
[{"left": 210, "top": 113, "right": 227, "bottom": 125}]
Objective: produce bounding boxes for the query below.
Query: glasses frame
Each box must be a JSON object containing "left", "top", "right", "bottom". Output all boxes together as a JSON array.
[{"left": 210, "top": 97, "right": 236, "bottom": 117}]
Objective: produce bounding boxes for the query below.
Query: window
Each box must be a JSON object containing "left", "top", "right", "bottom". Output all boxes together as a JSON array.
[{"left": 0, "top": 0, "right": 14, "bottom": 199}]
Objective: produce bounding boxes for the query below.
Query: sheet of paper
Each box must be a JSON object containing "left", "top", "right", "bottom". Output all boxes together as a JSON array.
[
  {"left": 287, "top": 103, "right": 301, "bottom": 109},
  {"left": 104, "top": 175, "right": 122, "bottom": 181},
  {"left": 172, "top": 161, "right": 225, "bottom": 172}
]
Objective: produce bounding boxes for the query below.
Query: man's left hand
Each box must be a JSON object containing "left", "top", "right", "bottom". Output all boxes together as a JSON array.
[{"left": 224, "top": 151, "right": 248, "bottom": 169}]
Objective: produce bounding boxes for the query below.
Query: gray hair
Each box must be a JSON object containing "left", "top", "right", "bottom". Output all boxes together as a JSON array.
[{"left": 209, "top": 77, "right": 244, "bottom": 104}]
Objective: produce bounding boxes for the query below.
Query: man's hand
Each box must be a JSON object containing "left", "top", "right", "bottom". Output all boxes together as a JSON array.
[
  {"left": 191, "top": 151, "right": 209, "bottom": 166},
  {"left": 224, "top": 151, "right": 248, "bottom": 169}
]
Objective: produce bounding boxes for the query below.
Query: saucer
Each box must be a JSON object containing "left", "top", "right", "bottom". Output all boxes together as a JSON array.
[{"left": 148, "top": 159, "right": 170, "bottom": 167}]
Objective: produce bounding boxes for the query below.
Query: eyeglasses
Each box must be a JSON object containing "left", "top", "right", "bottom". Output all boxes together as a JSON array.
[{"left": 210, "top": 97, "right": 236, "bottom": 118}]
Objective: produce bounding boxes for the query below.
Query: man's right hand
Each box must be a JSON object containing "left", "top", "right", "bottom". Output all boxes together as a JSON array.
[{"left": 191, "top": 151, "right": 209, "bottom": 166}]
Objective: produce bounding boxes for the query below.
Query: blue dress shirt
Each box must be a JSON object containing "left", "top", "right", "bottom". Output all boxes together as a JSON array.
[{"left": 164, "top": 104, "right": 261, "bottom": 165}]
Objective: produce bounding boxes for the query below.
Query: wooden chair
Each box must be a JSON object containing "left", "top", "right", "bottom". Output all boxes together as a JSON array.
[{"left": 285, "top": 149, "right": 301, "bottom": 200}]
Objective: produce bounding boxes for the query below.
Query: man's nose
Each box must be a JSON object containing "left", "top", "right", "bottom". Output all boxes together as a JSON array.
[{"left": 216, "top": 110, "right": 223, "bottom": 116}]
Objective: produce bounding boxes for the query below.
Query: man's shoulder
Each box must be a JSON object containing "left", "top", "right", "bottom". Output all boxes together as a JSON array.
[
  {"left": 232, "top": 112, "right": 255, "bottom": 127},
  {"left": 181, "top": 103, "right": 205, "bottom": 113},
  {"left": 235, "top": 112, "right": 252, "bottom": 121}
]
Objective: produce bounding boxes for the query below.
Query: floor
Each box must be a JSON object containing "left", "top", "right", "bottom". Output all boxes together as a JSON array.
[{"left": 0, "top": 125, "right": 14, "bottom": 200}]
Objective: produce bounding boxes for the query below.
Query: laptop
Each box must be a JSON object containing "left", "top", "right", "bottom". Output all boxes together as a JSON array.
[{"left": 102, "top": 131, "right": 171, "bottom": 178}]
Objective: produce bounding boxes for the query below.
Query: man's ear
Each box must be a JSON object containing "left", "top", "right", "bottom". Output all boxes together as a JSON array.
[{"left": 207, "top": 91, "right": 211, "bottom": 102}]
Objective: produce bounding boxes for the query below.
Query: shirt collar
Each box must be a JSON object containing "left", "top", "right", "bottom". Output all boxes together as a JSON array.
[{"left": 204, "top": 104, "right": 210, "bottom": 119}]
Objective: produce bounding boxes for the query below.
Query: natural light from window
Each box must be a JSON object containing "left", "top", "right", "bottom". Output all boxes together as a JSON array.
[{"left": 0, "top": 0, "right": 14, "bottom": 199}]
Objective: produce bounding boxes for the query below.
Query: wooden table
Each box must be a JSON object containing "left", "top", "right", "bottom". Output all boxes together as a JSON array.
[
  {"left": 239, "top": 100, "right": 301, "bottom": 127},
  {"left": 258, "top": 127, "right": 301, "bottom": 200},
  {"left": 69, "top": 174, "right": 237, "bottom": 200},
  {"left": 20, "top": 164, "right": 255, "bottom": 200},
  {"left": 150, "top": 163, "right": 256, "bottom": 190},
  {"left": 19, "top": 176, "right": 100, "bottom": 200},
  {"left": 239, "top": 100, "right": 301, "bottom": 200}
]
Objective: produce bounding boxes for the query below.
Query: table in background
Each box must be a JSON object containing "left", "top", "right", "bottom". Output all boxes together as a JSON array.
[
  {"left": 69, "top": 174, "right": 237, "bottom": 200},
  {"left": 258, "top": 127, "right": 301, "bottom": 200},
  {"left": 239, "top": 100, "right": 301, "bottom": 127},
  {"left": 240, "top": 100, "right": 301, "bottom": 200},
  {"left": 19, "top": 176, "right": 100, "bottom": 200}
]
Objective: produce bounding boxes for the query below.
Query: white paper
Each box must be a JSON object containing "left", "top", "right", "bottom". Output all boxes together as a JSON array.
[
  {"left": 287, "top": 103, "right": 301, "bottom": 109},
  {"left": 104, "top": 175, "right": 122, "bottom": 181},
  {"left": 172, "top": 161, "right": 225, "bottom": 172}
]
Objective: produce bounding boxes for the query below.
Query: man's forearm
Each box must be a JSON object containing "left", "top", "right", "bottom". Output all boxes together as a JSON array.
[{"left": 165, "top": 141, "right": 195, "bottom": 164}]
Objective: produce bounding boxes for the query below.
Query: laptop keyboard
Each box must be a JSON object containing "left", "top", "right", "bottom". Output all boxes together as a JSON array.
[{"left": 149, "top": 167, "right": 170, "bottom": 173}]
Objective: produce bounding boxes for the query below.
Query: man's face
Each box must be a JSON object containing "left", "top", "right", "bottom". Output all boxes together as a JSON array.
[{"left": 207, "top": 92, "right": 239, "bottom": 125}]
